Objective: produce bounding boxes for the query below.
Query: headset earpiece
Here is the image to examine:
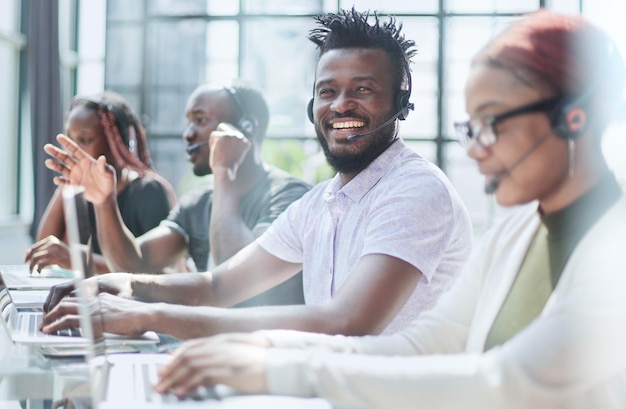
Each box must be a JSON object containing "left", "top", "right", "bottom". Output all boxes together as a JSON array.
[
  {"left": 395, "top": 90, "right": 411, "bottom": 121},
  {"left": 307, "top": 98, "right": 314, "bottom": 124},
  {"left": 565, "top": 107, "right": 586, "bottom": 134},
  {"left": 224, "top": 86, "right": 258, "bottom": 138},
  {"left": 238, "top": 116, "right": 256, "bottom": 137},
  {"left": 552, "top": 98, "right": 588, "bottom": 140}
]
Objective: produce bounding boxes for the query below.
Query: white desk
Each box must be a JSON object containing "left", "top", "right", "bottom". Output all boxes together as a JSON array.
[
  {"left": 0, "top": 336, "right": 332, "bottom": 408},
  {"left": 0, "top": 266, "right": 333, "bottom": 408}
]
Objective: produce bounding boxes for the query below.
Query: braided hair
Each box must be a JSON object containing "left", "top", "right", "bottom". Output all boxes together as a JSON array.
[
  {"left": 66, "top": 91, "right": 176, "bottom": 204},
  {"left": 66, "top": 91, "right": 152, "bottom": 173}
]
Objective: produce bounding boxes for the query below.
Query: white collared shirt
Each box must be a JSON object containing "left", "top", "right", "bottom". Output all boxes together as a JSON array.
[{"left": 258, "top": 139, "right": 473, "bottom": 333}]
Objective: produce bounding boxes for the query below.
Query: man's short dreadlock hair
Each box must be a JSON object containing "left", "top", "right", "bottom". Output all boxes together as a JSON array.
[{"left": 308, "top": 7, "right": 417, "bottom": 92}]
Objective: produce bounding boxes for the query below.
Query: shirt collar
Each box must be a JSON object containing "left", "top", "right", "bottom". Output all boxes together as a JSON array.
[{"left": 323, "top": 139, "right": 405, "bottom": 204}]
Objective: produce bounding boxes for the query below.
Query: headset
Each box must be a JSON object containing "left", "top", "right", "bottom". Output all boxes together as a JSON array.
[
  {"left": 224, "top": 86, "right": 258, "bottom": 138},
  {"left": 550, "top": 40, "right": 618, "bottom": 140},
  {"left": 550, "top": 92, "right": 591, "bottom": 140},
  {"left": 306, "top": 51, "right": 413, "bottom": 125}
]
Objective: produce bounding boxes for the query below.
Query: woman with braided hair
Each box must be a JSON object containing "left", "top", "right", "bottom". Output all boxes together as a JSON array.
[{"left": 25, "top": 91, "right": 176, "bottom": 274}]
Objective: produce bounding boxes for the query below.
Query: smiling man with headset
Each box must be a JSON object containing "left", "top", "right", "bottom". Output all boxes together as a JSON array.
[{"left": 40, "top": 8, "right": 472, "bottom": 340}]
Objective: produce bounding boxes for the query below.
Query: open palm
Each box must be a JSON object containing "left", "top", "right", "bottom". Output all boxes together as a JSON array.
[{"left": 43, "top": 134, "right": 116, "bottom": 205}]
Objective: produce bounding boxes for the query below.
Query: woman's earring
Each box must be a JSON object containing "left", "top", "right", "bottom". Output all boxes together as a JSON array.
[{"left": 568, "top": 139, "right": 576, "bottom": 178}]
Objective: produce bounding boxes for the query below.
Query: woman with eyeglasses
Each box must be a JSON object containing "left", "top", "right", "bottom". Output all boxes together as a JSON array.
[{"left": 154, "top": 10, "right": 626, "bottom": 408}]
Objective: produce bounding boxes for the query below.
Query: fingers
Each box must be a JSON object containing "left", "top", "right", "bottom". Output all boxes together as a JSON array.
[
  {"left": 44, "top": 134, "right": 96, "bottom": 182},
  {"left": 43, "top": 281, "right": 77, "bottom": 313},
  {"left": 96, "top": 155, "right": 116, "bottom": 178},
  {"left": 55, "top": 134, "right": 89, "bottom": 160},
  {"left": 26, "top": 250, "right": 53, "bottom": 273},
  {"left": 155, "top": 341, "right": 218, "bottom": 396},
  {"left": 40, "top": 300, "right": 80, "bottom": 333},
  {"left": 24, "top": 236, "right": 69, "bottom": 273},
  {"left": 44, "top": 152, "right": 76, "bottom": 186},
  {"left": 44, "top": 140, "right": 79, "bottom": 169},
  {"left": 211, "top": 123, "right": 249, "bottom": 144},
  {"left": 154, "top": 337, "right": 263, "bottom": 396},
  {"left": 216, "top": 122, "right": 244, "bottom": 136}
]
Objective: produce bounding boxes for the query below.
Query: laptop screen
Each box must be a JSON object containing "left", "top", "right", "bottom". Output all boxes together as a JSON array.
[{"left": 62, "top": 186, "right": 105, "bottom": 357}]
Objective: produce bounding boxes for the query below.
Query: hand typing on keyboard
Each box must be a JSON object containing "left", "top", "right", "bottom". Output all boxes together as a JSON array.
[
  {"left": 153, "top": 332, "right": 271, "bottom": 398},
  {"left": 41, "top": 292, "right": 150, "bottom": 337}
]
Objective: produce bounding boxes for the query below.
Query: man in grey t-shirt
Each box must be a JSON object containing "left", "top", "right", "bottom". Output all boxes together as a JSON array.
[{"left": 43, "top": 80, "right": 310, "bottom": 306}]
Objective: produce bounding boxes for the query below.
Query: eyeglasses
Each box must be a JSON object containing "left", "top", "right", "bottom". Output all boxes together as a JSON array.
[{"left": 454, "top": 97, "right": 562, "bottom": 148}]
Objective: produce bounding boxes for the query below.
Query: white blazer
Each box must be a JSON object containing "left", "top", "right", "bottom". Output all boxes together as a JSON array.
[{"left": 264, "top": 196, "right": 626, "bottom": 409}]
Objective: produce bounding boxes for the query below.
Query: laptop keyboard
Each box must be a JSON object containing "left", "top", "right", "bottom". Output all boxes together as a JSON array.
[
  {"left": 19, "top": 312, "right": 81, "bottom": 338},
  {"left": 141, "top": 363, "right": 220, "bottom": 403}
]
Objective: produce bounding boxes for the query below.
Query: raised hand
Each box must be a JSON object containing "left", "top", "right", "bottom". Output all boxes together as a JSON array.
[
  {"left": 44, "top": 134, "right": 117, "bottom": 205},
  {"left": 209, "top": 123, "right": 252, "bottom": 182}
]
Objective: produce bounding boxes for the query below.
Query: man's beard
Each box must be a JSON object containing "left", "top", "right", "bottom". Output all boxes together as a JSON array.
[
  {"left": 192, "top": 156, "right": 212, "bottom": 177},
  {"left": 315, "top": 122, "right": 397, "bottom": 174}
]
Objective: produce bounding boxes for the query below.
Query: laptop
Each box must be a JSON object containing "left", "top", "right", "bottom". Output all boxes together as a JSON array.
[
  {"left": 0, "top": 265, "right": 73, "bottom": 309},
  {"left": 0, "top": 276, "right": 88, "bottom": 345},
  {"left": 0, "top": 186, "right": 158, "bottom": 347},
  {"left": 49, "top": 185, "right": 219, "bottom": 407},
  {"left": 0, "top": 264, "right": 73, "bottom": 290},
  {"left": 62, "top": 188, "right": 330, "bottom": 409}
]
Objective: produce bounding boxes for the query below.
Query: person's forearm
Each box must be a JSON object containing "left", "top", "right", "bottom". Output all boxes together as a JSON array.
[
  {"left": 209, "top": 174, "right": 256, "bottom": 265},
  {"left": 131, "top": 272, "right": 214, "bottom": 305},
  {"left": 143, "top": 302, "right": 381, "bottom": 340},
  {"left": 93, "top": 196, "right": 147, "bottom": 272},
  {"left": 37, "top": 189, "right": 66, "bottom": 240},
  {"left": 92, "top": 253, "right": 112, "bottom": 274}
]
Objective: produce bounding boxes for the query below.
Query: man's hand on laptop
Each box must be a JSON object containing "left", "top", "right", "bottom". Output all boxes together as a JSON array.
[
  {"left": 43, "top": 273, "right": 132, "bottom": 313},
  {"left": 41, "top": 292, "right": 151, "bottom": 337},
  {"left": 154, "top": 332, "right": 271, "bottom": 398},
  {"left": 43, "top": 279, "right": 76, "bottom": 313}
]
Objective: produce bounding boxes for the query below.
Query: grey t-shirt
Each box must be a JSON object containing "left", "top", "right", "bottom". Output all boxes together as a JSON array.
[{"left": 162, "top": 165, "right": 310, "bottom": 269}]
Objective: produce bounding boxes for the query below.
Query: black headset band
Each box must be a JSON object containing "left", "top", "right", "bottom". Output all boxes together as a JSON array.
[{"left": 224, "top": 86, "right": 257, "bottom": 137}]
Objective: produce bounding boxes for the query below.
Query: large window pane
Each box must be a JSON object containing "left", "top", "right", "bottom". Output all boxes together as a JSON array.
[
  {"left": 76, "top": 0, "right": 106, "bottom": 95},
  {"left": 108, "top": 0, "right": 144, "bottom": 21},
  {"left": 443, "top": 16, "right": 515, "bottom": 139},
  {"left": 206, "top": 21, "right": 239, "bottom": 83},
  {"left": 0, "top": 0, "right": 18, "bottom": 30},
  {"left": 397, "top": 17, "right": 438, "bottom": 139},
  {"left": 241, "top": 17, "right": 318, "bottom": 138},
  {"left": 336, "top": 0, "right": 438, "bottom": 14},
  {"left": 146, "top": 0, "right": 232, "bottom": 16},
  {"left": 446, "top": 0, "right": 540, "bottom": 14},
  {"left": 243, "top": 0, "right": 322, "bottom": 15},
  {"left": 105, "top": 25, "right": 144, "bottom": 87}
]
